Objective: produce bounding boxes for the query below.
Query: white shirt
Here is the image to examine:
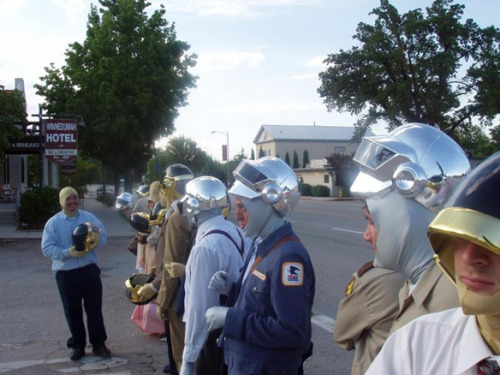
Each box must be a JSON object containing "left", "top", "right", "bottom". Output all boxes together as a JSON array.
[
  {"left": 366, "top": 308, "right": 493, "bottom": 375},
  {"left": 182, "top": 215, "right": 247, "bottom": 363}
]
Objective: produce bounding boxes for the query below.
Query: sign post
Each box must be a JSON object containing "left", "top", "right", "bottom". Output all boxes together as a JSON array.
[{"left": 44, "top": 119, "right": 78, "bottom": 165}]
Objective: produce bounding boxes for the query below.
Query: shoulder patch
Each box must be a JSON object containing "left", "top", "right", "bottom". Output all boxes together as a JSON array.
[{"left": 282, "top": 262, "right": 304, "bottom": 286}]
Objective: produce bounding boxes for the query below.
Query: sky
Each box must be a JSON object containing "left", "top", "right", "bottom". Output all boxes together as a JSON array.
[{"left": 1, "top": 0, "right": 499, "bottom": 161}]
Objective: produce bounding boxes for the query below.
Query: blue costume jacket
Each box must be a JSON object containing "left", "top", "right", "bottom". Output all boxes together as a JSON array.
[{"left": 223, "top": 222, "right": 315, "bottom": 374}]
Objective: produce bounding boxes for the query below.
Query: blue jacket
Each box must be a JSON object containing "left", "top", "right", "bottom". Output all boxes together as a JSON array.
[{"left": 223, "top": 222, "right": 315, "bottom": 374}]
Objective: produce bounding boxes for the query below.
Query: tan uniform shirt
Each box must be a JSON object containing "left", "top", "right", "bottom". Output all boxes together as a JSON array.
[
  {"left": 156, "top": 205, "right": 191, "bottom": 312},
  {"left": 390, "top": 261, "right": 459, "bottom": 334},
  {"left": 334, "top": 262, "right": 406, "bottom": 375}
]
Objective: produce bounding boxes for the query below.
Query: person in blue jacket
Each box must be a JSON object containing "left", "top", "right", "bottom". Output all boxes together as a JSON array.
[
  {"left": 41, "top": 186, "right": 111, "bottom": 361},
  {"left": 206, "top": 156, "right": 315, "bottom": 375}
]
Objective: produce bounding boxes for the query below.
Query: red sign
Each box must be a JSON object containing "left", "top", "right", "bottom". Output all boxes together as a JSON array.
[
  {"left": 222, "top": 144, "right": 228, "bottom": 161},
  {"left": 45, "top": 119, "right": 78, "bottom": 165}
]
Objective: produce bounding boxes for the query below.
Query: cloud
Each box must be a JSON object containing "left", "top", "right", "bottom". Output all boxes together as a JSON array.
[
  {"left": 212, "top": 101, "right": 324, "bottom": 114},
  {"left": 285, "top": 73, "right": 319, "bottom": 80},
  {"left": 52, "top": 0, "right": 90, "bottom": 22},
  {"left": 196, "top": 50, "right": 265, "bottom": 71},
  {"left": 306, "top": 56, "right": 326, "bottom": 67},
  {"left": 161, "top": 0, "right": 332, "bottom": 17},
  {"left": 0, "top": 0, "right": 26, "bottom": 17}
]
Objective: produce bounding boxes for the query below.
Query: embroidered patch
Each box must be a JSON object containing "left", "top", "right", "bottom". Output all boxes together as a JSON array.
[
  {"left": 252, "top": 269, "right": 266, "bottom": 281},
  {"left": 282, "top": 262, "right": 304, "bottom": 286}
]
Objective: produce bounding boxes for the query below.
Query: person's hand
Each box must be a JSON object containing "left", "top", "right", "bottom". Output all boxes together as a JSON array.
[
  {"left": 68, "top": 245, "right": 89, "bottom": 258},
  {"left": 205, "top": 306, "right": 229, "bottom": 332},
  {"left": 137, "top": 283, "right": 157, "bottom": 301},
  {"left": 208, "top": 270, "right": 231, "bottom": 296},
  {"left": 164, "top": 262, "right": 185, "bottom": 278},
  {"left": 180, "top": 360, "right": 195, "bottom": 375}
]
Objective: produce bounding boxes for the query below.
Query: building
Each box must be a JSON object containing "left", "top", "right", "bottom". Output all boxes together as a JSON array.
[{"left": 253, "top": 124, "right": 374, "bottom": 196}]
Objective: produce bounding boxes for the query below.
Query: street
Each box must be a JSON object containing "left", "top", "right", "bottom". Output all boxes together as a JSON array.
[{"left": 0, "top": 198, "right": 370, "bottom": 374}]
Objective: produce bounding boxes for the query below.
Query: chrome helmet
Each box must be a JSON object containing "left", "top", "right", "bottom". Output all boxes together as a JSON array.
[
  {"left": 136, "top": 184, "right": 150, "bottom": 197},
  {"left": 181, "top": 176, "right": 229, "bottom": 218},
  {"left": 230, "top": 156, "right": 300, "bottom": 217},
  {"left": 351, "top": 123, "right": 470, "bottom": 212},
  {"left": 115, "top": 192, "right": 134, "bottom": 210},
  {"left": 72, "top": 222, "right": 102, "bottom": 252}
]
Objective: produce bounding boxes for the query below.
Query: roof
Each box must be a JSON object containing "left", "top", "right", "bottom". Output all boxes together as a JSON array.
[{"left": 254, "top": 124, "right": 375, "bottom": 144}]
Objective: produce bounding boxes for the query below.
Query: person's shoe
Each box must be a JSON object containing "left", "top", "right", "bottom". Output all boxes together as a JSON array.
[
  {"left": 70, "top": 347, "right": 85, "bottom": 361},
  {"left": 163, "top": 364, "right": 178, "bottom": 374},
  {"left": 92, "top": 344, "right": 111, "bottom": 358}
]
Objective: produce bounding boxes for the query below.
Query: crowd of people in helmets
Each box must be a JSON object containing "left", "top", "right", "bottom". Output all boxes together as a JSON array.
[{"left": 41, "top": 122, "right": 500, "bottom": 375}]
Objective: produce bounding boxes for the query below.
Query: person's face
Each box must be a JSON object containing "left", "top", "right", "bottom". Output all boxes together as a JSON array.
[
  {"left": 454, "top": 238, "right": 500, "bottom": 296},
  {"left": 64, "top": 193, "right": 79, "bottom": 213},
  {"left": 233, "top": 197, "right": 248, "bottom": 229},
  {"left": 363, "top": 208, "right": 378, "bottom": 253}
]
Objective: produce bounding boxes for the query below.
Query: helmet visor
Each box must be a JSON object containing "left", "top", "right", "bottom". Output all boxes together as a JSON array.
[
  {"left": 353, "top": 137, "right": 413, "bottom": 182},
  {"left": 233, "top": 160, "right": 271, "bottom": 192},
  {"left": 229, "top": 180, "right": 260, "bottom": 200}
]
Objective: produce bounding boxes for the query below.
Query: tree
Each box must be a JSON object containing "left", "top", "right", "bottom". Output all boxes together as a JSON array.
[
  {"left": 35, "top": 0, "right": 197, "bottom": 193},
  {"left": 250, "top": 149, "right": 255, "bottom": 160},
  {"left": 326, "top": 153, "right": 354, "bottom": 187},
  {"left": 318, "top": 0, "right": 500, "bottom": 140},
  {"left": 285, "top": 152, "right": 290, "bottom": 166},
  {"left": 0, "top": 86, "right": 26, "bottom": 162},
  {"left": 258, "top": 147, "right": 265, "bottom": 158},
  {"left": 293, "top": 150, "right": 300, "bottom": 168},
  {"left": 302, "top": 150, "right": 310, "bottom": 168}
]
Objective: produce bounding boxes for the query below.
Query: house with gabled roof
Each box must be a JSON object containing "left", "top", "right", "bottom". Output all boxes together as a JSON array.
[{"left": 253, "top": 124, "right": 374, "bottom": 196}]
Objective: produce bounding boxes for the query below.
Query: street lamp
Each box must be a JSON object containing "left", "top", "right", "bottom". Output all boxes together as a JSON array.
[{"left": 211, "top": 130, "right": 230, "bottom": 187}]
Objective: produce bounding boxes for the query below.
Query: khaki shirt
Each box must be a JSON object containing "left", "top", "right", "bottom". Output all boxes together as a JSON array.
[
  {"left": 156, "top": 205, "right": 192, "bottom": 313},
  {"left": 390, "top": 261, "right": 459, "bottom": 334},
  {"left": 334, "top": 262, "right": 406, "bottom": 375}
]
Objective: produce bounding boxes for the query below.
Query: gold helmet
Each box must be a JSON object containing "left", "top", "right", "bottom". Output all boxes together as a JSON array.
[
  {"left": 124, "top": 273, "right": 156, "bottom": 305},
  {"left": 72, "top": 222, "right": 101, "bottom": 252}
]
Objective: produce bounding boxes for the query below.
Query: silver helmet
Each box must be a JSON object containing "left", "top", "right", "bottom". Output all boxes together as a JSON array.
[
  {"left": 230, "top": 156, "right": 300, "bottom": 217},
  {"left": 181, "top": 176, "right": 229, "bottom": 217},
  {"left": 115, "top": 192, "right": 134, "bottom": 210},
  {"left": 351, "top": 123, "right": 470, "bottom": 212}
]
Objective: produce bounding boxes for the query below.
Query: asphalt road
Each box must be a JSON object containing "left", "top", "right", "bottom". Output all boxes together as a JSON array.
[{"left": 0, "top": 199, "right": 371, "bottom": 374}]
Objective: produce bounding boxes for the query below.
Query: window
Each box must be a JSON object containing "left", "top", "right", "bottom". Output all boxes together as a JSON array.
[
  {"left": 324, "top": 174, "right": 329, "bottom": 183},
  {"left": 334, "top": 146, "right": 345, "bottom": 153}
]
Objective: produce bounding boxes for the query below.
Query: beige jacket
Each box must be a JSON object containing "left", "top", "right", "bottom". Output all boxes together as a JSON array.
[
  {"left": 156, "top": 205, "right": 192, "bottom": 314},
  {"left": 334, "top": 262, "right": 406, "bottom": 375},
  {"left": 390, "top": 261, "right": 459, "bottom": 334}
]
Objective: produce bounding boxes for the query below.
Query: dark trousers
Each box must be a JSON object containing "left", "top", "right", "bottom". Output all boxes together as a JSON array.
[
  {"left": 55, "top": 264, "right": 107, "bottom": 349},
  {"left": 164, "top": 320, "right": 178, "bottom": 374},
  {"left": 195, "top": 328, "right": 226, "bottom": 375}
]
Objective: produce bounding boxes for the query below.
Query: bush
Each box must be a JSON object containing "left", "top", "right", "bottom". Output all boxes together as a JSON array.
[
  {"left": 300, "top": 183, "right": 313, "bottom": 196},
  {"left": 96, "top": 193, "right": 115, "bottom": 207},
  {"left": 19, "top": 187, "right": 61, "bottom": 230},
  {"left": 312, "top": 185, "right": 330, "bottom": 197}
]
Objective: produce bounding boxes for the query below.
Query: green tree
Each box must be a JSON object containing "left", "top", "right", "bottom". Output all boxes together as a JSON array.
[
  {"left": 0, "top": 86, "right": 26, "bottom": 162},
  {"left": 318, "top": 0, "right": 500, "bottom": 140},
  {"left": 293, "top": 150, "right": 299, "bottom": 168},
  {"left": 35, "top": 0, "right": 197, "bottom": 193},
  {"left": 250, "top": 149, "right": 255, "bottom": 160},
  {"left": 302, "top": 149, "right": 309, "bottom": 168},
  {"left": 258, "top": 147, "right": 265, "bottom": 158},
  {"left": 326, "top": 153, "right": 354, "bottom": 187},
  {"left": 285, "top": 152, "right": 290, "bottom": 166}
]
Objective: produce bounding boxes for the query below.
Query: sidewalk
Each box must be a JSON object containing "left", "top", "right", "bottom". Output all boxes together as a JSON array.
[{"left": 0, "top": 198, "right": 135, "bottom": 239}]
